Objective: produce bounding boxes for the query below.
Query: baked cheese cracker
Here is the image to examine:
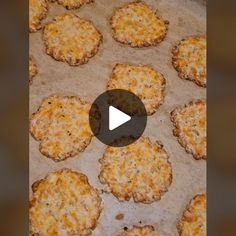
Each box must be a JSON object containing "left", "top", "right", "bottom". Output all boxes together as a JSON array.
[
  {"left": 99, "top": 137, "right": 172, "bottom": 203},
  {"left": 171, "top": 99, "right": 206, "bottom": 160},
  {"left": 177, "top": 194, "right": 206, "bottom": 236},
  {"left": 110, "top": 1, "right": 168, "bottom": 47},
  {"left": 29, "top": 0, "right": 48, "bottom": 32},
  {"left": 172, "top": 36, "right": 206, "bottom": 87},
  {"left": 51, "top": 0, "right": 93, "bottom": 10},
  {"left": 30, "top": 169, "right": 102, "bottom": 236},
  {"left": 43, "top": 13, "right": 102, "bottom": 66},
  {"left": 29, "top": 56, "right": 38, "bottom": 84},
  {"left": 107, "top": 64, "right": 166, "bottom": 115},
  {"left": 30, "top": 95, "right": 95, "bottom": 161},
  {"left": 117, "top": 225, "right": 158, "bottom": 236}
]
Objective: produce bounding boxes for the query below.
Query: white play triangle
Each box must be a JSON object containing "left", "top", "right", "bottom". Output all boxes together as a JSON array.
[{"left": 109, "top": 106, "right": 131, "bottom": 131}]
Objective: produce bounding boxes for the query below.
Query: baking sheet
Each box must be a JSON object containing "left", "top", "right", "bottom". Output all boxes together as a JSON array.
[{"left": 29, "top": 0, "right": 206, "bottom": 235}]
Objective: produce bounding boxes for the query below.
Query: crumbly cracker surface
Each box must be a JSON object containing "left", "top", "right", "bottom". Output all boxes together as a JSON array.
[
  {"left": 171, "top": 99, "right": 206, "bottom": 160},
  {"left": 177, "top": 194, "right": 206, "bottom": 236},
  {"left": 43, "top": 13, "right": 102, "bottom": 66},
  {"left": 107, "top": 64, "right": 166, "bottom": 115},
  {"left": 29, "top": 56, "right": 38, "bottom": 83},
  {"left": 51, "top": 0, "right": 93, "bottom": 9},
  {"left": 30, "top": 169, "right": 102, "bottom": 236},
  {"left": 99, "top": 137, "right": 172, "bottom": 203},
  {"left": 110, "top": 1, "right": 168, "bottom": 47},
  {"left": 30, "top": 95, "right": 95, "bottom": 161},
  {"left": 172, "top": 36, "right": 206, "bottom": 87},
  {"left": 29, "top": 0, "right": 48, "bottom": 32}
]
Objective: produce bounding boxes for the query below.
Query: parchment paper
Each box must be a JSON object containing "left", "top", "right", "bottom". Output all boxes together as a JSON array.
[{"left": 29, "top": 0, "right": 206, "bottom": 235}]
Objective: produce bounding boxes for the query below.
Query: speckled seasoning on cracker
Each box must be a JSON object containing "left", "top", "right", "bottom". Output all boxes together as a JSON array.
[
  {"left": 177, "top": 194, "right": 206, "bottom": 236},
  {"left": 50, "top": 0, "right": 93, "bottom": 10},
  {"left": 30, "top": 95, "right": 96, "bottom": 161},
  {"left": 29, "top": 0, "right": 48, "bottom": 32},
  {"left": 99, "top": 137, "right": 172, "bottom": 203},
  {"left": 107, "top": 64, "right": 166, "bottom": 115},
  {"left": 30, "top": 169, "right": 102, "bottom": 235},
  {"left": 110, "top": 1, "right": 168, "bottom": 47},
  {"left": 43, "top": 13, "right": 102, "bottom": 66},
  {"left": 172, "top": 36, "right": 207, "bottom": 87},
  {"left": 171, "top": 99, "right": 206, "bottom": 160}
]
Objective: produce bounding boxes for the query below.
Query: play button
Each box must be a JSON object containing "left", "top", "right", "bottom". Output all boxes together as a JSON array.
[
  {"left": 109, "top": 106, "right": 131, "bottom": 131},
  {"left": 89, "top": 89, "right": 147, "bottom": 147}
]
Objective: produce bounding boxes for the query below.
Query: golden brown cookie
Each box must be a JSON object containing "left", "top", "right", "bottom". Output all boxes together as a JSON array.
[
  {"left": 107, "top": 64, "right": 166, "bottom": 115},
  {"left": 170, "top": 99, "right": 206, "bottom": 160},
  {"left": 99, "top": 137, "right": 172, "bottom": 203},
  {"left": 29, "top": 0, "right": 48, "bottom": 32},
  {"left": 30, "top": 95, "right": 95, "bottom": 161},
  {"left": 177, "top": 194, "right": 206, "bottom": 236},
  {"left": 30, "top": 169, "right": 102, "bottom": 236},
  {"left": 117, "top": 225, "right": 158, "bottom": 236},
  {"left": 43, "top": 13, "right": 102, "bottom": 66},
  {"left": 51, "top": 0, "right": 93, "bottom": 10},
  {"left": 172, "top": 36, "right": 206, "bottom": 87},
  {"left": 29, "top": 56, "right": 38, "bottom": 84},
  {"left": 110, "top": 1, "right": 168, "bottom": 47}
]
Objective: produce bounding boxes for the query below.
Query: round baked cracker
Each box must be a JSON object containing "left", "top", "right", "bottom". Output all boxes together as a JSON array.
[
  {"left": 29, "top": 0, "right": 48, "bottom": 32},
  {"left": 107, "top": 64, "right": 166, "bottom": 115},
  {"left": 177, "top": 194, "right": 206, "bottom": 236},
  {"left": 172, "top": 36, "right": 206, "bottom": 87},
  {"left": 30, "top": 95, "right": 95, "bottom": 162},
  {"left": 29, "top": 169, "right": 102, "bottom": 236},
  {"left": 99, "top": 137, "right": 172, "bottom": 203},
  {"left": 117, "top": 225, "right": 158, "bottom": 236},
  {"left": 43, "top": 13, "right": 102, "bottom": 66},
  {"left": 170, "top": 99, "right": 206, "bottom": 160},
  {"left": 51, "top": 0, "right": 93, "bottom": 10},
  {"left": 110, "top": 1, "right": 168, "bottom": 47},
  {"left": 29, "top": 56, "right": 38, "bottom": 84}
]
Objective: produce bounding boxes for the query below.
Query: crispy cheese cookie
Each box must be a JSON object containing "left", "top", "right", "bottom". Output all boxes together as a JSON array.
[
  {"left": 107, "top": 64, "right": 166, "bottom": 115},
  {"left": 29, "top": 0, "right": 48, "bottom": 32},
  {"left": 51, "top": 0, "right": 93, "bottom": 10},
  {"left": 117, "top": 225, "right": 158, "bottom": 236},
  {"left": 110, "top": 1, "right": 168, "bottom": 47},
  {"left": 177, "top": 194, "right": 206, "bottom": 236},
  {"left": 172, "top": 36, "right": 207, "bottom": 87},
  {"left": 170, "top": 99, "right": 206, "bottom": 160},
  {"left": 43, "top": 13, "right": 102, "bottom": 66},
  {"left": 29, "top": 169, "right": 102, "bottom": 236},
  {"left": 30, "top": 95, "right": 95, "bottom": 161},
  {"left": 99, "top": 137, "right": 172, "bottom": 203},
  {"left": 29, "top": 56, "right": 38, "bottom": 84}
]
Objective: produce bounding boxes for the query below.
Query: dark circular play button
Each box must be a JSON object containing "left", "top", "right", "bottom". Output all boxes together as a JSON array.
[{"left": 89, "top": 89, "right": 147, "bottom": 147}]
